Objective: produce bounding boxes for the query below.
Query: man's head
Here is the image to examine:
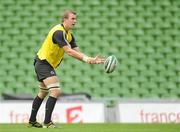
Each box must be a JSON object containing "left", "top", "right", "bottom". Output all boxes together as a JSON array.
[{"left": 62, "top": 10, "right": 77, "bottom": 30}]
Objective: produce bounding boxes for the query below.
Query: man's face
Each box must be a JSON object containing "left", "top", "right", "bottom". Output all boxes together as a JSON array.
[{"left": 64, "top": 13, "right": 77, "bottom": 30}]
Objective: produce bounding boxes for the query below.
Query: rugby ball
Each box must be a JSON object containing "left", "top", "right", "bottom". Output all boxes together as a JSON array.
[{"left": 104, "top": 55, "right": 118, "bottom": 73}]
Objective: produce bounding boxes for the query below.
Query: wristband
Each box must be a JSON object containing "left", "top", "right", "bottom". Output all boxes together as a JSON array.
[{"left": 82, "top": 56, "right": 89, "bottom": 62}]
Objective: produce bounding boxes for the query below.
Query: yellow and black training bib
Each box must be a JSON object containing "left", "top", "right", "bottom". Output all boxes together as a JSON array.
[{"left": 37, "top": 24, "right": 77, "bottom": 69}]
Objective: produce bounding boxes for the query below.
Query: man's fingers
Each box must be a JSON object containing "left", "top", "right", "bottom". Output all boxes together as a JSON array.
[{"left": 88, "top": 55, "right": 106, "bottom": 64}]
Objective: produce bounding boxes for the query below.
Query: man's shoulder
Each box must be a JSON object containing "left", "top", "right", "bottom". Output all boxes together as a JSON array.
[
  {"left": 49, "top": 24, "right": 64, "bottom": 34},
  {"left": 51, "top": 24, "right": 63, "bottom": 30}
]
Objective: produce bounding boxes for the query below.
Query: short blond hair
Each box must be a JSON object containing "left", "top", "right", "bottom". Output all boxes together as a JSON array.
[{"left": 62, "top": 10, "right": 76, "bottom": 22}]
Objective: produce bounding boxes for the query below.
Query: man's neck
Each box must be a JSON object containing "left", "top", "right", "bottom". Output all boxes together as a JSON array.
[{"left": 62, "top": 23, "right": 69, "bottom": 31}]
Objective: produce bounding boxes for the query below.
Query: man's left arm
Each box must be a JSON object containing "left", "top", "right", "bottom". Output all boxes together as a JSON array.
[{"left": 73, "top": 47, "right": 80, "bottom": 52}]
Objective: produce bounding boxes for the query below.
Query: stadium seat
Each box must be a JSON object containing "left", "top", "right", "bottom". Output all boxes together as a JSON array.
[{"left": 102, "top": 0, "right": 118, "bottom": 6}]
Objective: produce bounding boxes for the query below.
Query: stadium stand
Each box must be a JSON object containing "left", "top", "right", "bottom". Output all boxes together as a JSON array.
[{"left": 0, "top": 0, "right": 179, "bottom": 103}]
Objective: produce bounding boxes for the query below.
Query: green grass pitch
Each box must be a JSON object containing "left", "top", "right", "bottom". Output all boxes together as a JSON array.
[{"left": 0, "top": 123, "right": 180, "bottom": 132}]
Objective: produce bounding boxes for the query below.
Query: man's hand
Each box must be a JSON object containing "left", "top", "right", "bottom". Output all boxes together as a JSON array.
[{"left": 87, "top": 55, "right": 105, "bottom": 64}]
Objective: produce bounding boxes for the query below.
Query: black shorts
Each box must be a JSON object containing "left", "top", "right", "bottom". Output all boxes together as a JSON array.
[{"left": 34, "top": 57, "right": 57, "bottom": 82}]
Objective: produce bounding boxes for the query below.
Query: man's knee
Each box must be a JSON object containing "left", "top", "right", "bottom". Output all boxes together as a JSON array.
[
  {"left": 49, "top": 88, "right": 61, "bottom": 98},
  {"left": 47, "top": 83, "right": 61, "bottom": 98},
  {"left": 38, "top": 83, "right": 49, "bottom": 98}
]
